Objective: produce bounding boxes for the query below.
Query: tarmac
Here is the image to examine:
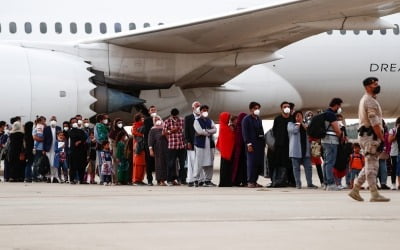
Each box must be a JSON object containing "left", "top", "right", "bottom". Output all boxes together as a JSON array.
[{"left": 0, "top": 167, "right": 399, "bottom": 250}]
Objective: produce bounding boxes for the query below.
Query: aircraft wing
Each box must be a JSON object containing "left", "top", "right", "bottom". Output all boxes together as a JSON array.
[{"left": 79, "top": 0, "right": 400, "bottom": 87}]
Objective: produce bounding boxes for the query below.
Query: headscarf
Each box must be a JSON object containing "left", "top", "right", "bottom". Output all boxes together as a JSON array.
[
  {"left": 10, "top": 121, "right": 24, "bottom": 134},
  {"left": 216, "top": 112, "right": 235, "bottom": 160},
  {"left": 151, "top": 115, "right": 164, "bottom": 129},
  {"left": 109, "top": 118, "right": 126, "bottom": 140},
  {"left": 231, "top": 112, "right": 247, "bottom": 182}
]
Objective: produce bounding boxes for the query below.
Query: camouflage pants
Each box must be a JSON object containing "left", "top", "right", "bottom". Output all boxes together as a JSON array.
[{"left": 356, "top": 135, "right": 380, "bottom": 187}]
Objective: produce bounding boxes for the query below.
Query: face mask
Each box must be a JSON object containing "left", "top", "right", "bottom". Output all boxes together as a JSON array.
[
  {"left": 202, "top": 111, "right": 209, "bottom": 118},
  {"left": 283, "top": 107, "right": 291, "bottom": 114},
  {"left": 77, "top": 120, "right": 83, "bottom": 125},
  {"left": 337, "top": 107, "right": 342, "bottom": 114},
  {"left": 103, "top": 119, "right": 108, "bottom": 125},
  {"left": 63, "top": 127, "right": 69, "bottom": 131},
  {"left": 155, "top": 120, "right": 162, "bottom": 126},
  {"left": 84, "top": 123, "right": 90, "bottom": 128},
  {"left": 195, "top": 107, "right": 201, "bottom": 115},
  {"left": 72, "top": 123, "right": 78, "bottom": 128},
  {"left": 373, "top": 85, "right": 381, "bottom": 94},
  {"left": 253, "top": 109, "right": 260, "bottom": 116},
  {"left": 50, "top": 120, "right": 57, "bottom": 127},
  {"left": 117, "top": 123, "right": 123, "bottom": 128},
  {"left": 150, "top": 113, "right": 157, "bottom": 118}
]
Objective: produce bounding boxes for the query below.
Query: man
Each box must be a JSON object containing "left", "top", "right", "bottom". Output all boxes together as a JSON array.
[
  {"left": 271, "top": 101, "right": 293, "bottom": 187},
  {"left": 69, "top": 117, "right": 88, "bottom": 184},
  {"left": 321, "top": 98, "right": 343, "bottom": 191},
  {"left": 163, "top": 108, "right": 186, "bottom": 186},
  {"left": 193, "top": 105, "right": 217, "bottom": 187},
  {"left": 184, "top": 101, "right": 203, "bottom": 187},
  {"left": 143, "top": 105, "right": 157, "bottom": 185},
  {"left": 43, "top": 116, "right": 61, "bottom": 183},
  {"left": 349, "top": 77, "right": 390, "bottom": 202},
  {"left": 242, "top": 102, "right": 265, "bottom": 188}
]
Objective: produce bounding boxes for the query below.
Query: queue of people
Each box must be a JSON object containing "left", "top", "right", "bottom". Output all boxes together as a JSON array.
[{"left": 0, "top": 80, "right": 399, "bottom": 199}]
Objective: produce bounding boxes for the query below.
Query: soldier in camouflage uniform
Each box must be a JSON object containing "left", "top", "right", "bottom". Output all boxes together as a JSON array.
[{"left": 349, "top": 77, "right": 390, "bottom": 202}]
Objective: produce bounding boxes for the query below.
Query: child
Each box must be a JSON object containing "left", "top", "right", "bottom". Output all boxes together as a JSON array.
[
  {"left": 349, "top": 143, "right": 365, "bottom": 189},
  {"left": 54, "top": 131, "right": 68, "bottom": 183},
  {"left": 100, "top": 141, "right": 113, "bottom": 185}
]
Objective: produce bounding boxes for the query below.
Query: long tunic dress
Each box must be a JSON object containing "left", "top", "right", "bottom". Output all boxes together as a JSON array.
[{"left": 148, "top": 127, "right": 168, "bottom": 182}]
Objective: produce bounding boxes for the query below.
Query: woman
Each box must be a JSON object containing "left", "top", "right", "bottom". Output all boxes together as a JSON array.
[
  {"left": 231, "top": 112, "right": 247, "bottom": 187},
  {"left": 131, "top": 113, "right": 146, "bottom": 185},
  {"left": 8, "top": 121, "right": 25, "bottom": 182},
  {"left": 108, "top": 118, "right": 127, "bottom": 184},
  {"left": 287, "top": 111, "right": 317, "bottom": 189},
  {"left": 217, "top": 112, "right": 235, "bottom": 187},
  {"left": 148, "top": 115, "right": 168, "bottom": 186},
  {"left": 24, "top": 121, "right": 34, "bottom": 182}
]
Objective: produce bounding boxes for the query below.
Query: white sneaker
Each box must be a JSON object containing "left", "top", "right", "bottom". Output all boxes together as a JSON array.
[
  {"left": 326, "top": 184, "right": 339, "bottom": 191},
  {"left": 337, "top": 185, "right": 344, "bottom": 190},
  {"left": 391, "top": 185, "right": 397, "bottom": 190}
]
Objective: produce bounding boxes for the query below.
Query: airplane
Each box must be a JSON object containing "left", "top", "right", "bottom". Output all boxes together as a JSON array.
[{"left": 1, "top": 0, "right": 400, "bottom": 124}]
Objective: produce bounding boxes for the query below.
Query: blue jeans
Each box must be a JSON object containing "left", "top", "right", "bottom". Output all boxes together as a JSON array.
[
  {"left": 378, "top": 159, "right": 388, "bottom": 185},
  {"left": 350, "top": 168, "right": 361, "bottom": 181},
  {"left": 291, "top": 157, "right": 313, "bottom": 187},
  {"left": 322, "top": 143, "right": 338, "bottom": 185}
]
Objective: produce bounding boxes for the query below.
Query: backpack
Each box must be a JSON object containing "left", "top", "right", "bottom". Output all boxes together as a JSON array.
[{"left": 307, "top": 112, "right": 327, "bottom": 139}]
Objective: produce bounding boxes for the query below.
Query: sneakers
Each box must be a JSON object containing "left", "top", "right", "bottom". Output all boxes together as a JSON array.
[
  {"left": 326, "top": 184, "right": 339, "bottom": 191},
  {"left": 307, "top": 184, "right": 318, "bottom": 189},
  {"left": 380, "top": 184, "right": 390, "bottom": 190},
  {"left": 391, "top": 184, "right": 397, "bottom": 190}
]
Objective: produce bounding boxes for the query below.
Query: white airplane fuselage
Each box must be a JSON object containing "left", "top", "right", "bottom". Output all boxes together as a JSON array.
[{"left": 0, "top": 0, "right": 399, "bottom": 123}]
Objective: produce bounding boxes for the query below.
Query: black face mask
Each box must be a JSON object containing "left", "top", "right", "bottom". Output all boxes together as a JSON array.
[{"left": 373, "top": 85, "right": 381, "bottom": 94}]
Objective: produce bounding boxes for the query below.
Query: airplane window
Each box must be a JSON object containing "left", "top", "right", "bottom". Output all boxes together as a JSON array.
[
  {"left": 367, "top": 30, "right": 373, "bottom": 35},
  {"left": 353, "top": 30, "right": 360, "bottom": 35},
  {"left": 393, "top": 24, "right": 399, "bottom": 35},
  {"left": 340, "top": 30, "right": 346, "bottom": 35},
  {"left": 129, "top": 23, "right": 136, "bottom": 30},
  {"left": 55, "top": 22, "right": 62, "bottom": 34},
  {"left": 85, "top": 23, "right": 92, "bottom": 34},
  {"left": 70, "top": 22, "right": 77, "bottom": 34},
  {"left": 380, "top": 29, "right": 386, "bottom": 35},
  {"left": 25, "top": 22, "right": 32, "bottom": 34},
  {"left": 9, "top": 22, "right": 17, "bottom": 34},
  {"left": 114, "top": 23, "right": 121, "bottom": 33},
  {"left": 40, "top": 22, "right": 47, "bottom": 34},
  {"left": 100, "top": 23, "right": 107, "bottom": 34},
  {"left": 144, "top": 22, "right": 150, "bottom": 28}
]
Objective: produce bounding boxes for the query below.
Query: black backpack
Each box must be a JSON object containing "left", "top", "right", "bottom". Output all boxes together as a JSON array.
[{"left": 307, "top": 112, "right": 327, "bottom": 139}]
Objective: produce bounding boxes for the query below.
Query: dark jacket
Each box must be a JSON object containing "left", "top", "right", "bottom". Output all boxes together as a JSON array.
[
  {"left": 43, "top": 126, "right": 61, "bottom": 152},
  {"left": 184, "top": 114, "right": 196, "bottom": 146}
]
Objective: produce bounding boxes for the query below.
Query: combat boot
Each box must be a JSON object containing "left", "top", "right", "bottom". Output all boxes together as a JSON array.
[
  {"left": 348, "top": 183, "right": 364, "bottom": 201},
  {"left": 369, "top": 185, "right": 390, "bottom": 202}
]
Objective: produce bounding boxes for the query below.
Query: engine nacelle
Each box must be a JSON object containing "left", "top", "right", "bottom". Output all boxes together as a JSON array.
[{"left": 0, "top": 44, "right": 96, "bottom": 123}]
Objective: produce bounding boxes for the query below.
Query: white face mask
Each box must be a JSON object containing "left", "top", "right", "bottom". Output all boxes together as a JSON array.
[
  {"left": 50, "top": 120, "right": 57, "bottom": 127},
  {"left": 77, "top": 120, "right": 83, "bottom": 125},
  {"left": 195, "top": 107, "right": 201, "bottom": 115},
  {"left": 253, "top": 109, "right": 260, "bottom": 116},
  {"left": 337, "top": 107, "right": 342, "bottom": 114},
  {"left": 63, "top": 127, "right": 69, "bottom": 131},
  {"left": 202, "top": 111, "right": 209, "bottom": 118},
  {"left": 283, "top": 107, "right": 291, "bottom": 114},
  {"left": 84, "top": 123, "right": 90, "bottom": 128},
  {"left": 117, "top": 123, "right": 123, "bottom": 128},
  {"left": 155, "top": 120, "right": 162, "bottom": 126},
  {"left": 72, "top": 123, "right": 78, "bottom": 128},
  {"left": 150, "top": 113, "right": 157, "bottom": 118},
  {"left": 103, "top": 119, "right": 108, "bottom": 125}
]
